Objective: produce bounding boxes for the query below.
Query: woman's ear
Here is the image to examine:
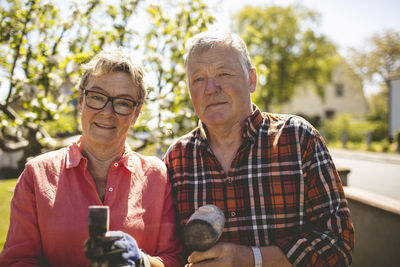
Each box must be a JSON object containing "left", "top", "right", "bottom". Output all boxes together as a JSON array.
[
  {"left": 130, "top": 104, "right": 143, "bottom": 126},
  {"left": 77, "top": 91, "right": 84, "bottom": 113}
]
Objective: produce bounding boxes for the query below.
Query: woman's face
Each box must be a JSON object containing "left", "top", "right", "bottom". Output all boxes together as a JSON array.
[{"left": 78, "top": 71, "right": 142, "bottom": 150}]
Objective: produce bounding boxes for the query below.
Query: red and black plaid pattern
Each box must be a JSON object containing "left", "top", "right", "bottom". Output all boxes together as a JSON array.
[{"left": 164, "top": 105, "right": 354, "bottom": 266}]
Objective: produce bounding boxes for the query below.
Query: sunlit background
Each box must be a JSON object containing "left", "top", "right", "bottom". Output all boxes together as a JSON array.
[
  {"left": 1, "top": 1, "right": 400, "bottom": 264},
  {"left": 208, "top": 0, "right": 400, "bottom": 97}
]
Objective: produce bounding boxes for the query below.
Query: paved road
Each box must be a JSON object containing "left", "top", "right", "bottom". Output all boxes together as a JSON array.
[{"left": 330, "top": 148, "right": 400, "bottom": 200}]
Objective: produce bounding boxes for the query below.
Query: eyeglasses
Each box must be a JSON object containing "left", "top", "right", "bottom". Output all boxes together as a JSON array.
[{"left": 83, "top": 89, "right": 139, "bottom": 116}]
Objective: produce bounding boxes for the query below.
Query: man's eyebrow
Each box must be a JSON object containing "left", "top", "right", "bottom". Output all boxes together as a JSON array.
[
  {"left": 190, "top": 64, "right": 233, "bottom": 75},
  {"left": 189, "top": 68, "right": 202, "bottom": 77},
  {"left": 216, "top": 65, "right": 233, "bottom": 71}
]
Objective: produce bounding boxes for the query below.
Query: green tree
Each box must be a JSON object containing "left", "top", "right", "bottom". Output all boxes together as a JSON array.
[
  {"left": 365, "top": 85, "right": 389, "bottom": 141},
  {"left": 0, "top": 0, "right": 215, "bottom": 173},
  {"left": 366, "top": 85, "right": 388, "bottom": 122},
  {"left": 134, "top": 0, "right": 215, "bottom": 155},
  {"left": 348, "top": 29, "right": 400, "bottom": 91},
  {"left": 348, "top": 30, "right": 400, "bottom": 140},
  {"left": 233, "top": 5, "right": 338, "bottom": 110},
  {"left": 0, "top": 0, "right": 142, "bottom": 171}
]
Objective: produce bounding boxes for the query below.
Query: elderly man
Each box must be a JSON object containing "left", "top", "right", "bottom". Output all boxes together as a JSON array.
[{"left": 164, "top": 31, "right": 354, "bottom": 267}]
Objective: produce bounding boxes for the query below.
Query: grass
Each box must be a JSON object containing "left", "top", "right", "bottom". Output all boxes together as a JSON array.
[
  {"left": 326, "top": 140, "right": 400, "bottom": 154},
  {"left": 0, "top": 178, "right": 17, "bottom": 250}
]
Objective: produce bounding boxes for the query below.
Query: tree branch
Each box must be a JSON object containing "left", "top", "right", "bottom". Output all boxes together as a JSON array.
[
  {"left": 7, "top": 0, "right": 35, "bottom": 104},
  {"left": 0, "top": 130, "right": 28, "bottom": 152}
]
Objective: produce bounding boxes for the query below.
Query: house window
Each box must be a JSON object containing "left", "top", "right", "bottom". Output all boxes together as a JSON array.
[
  {"left": 335, "top": 83, "right": 344, "bottom": 97},
  {"left": 325, "top": 110, "right": 335, "bottom": 119}
]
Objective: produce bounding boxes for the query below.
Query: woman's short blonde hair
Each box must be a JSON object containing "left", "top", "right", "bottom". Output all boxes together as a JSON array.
[{"left": 78, "top": 48, "right": 147, "bottom": 103}]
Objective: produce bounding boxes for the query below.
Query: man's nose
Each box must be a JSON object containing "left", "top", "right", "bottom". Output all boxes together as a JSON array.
[{"left": 205, "top": 77, "right": 220, "bottom": 94}]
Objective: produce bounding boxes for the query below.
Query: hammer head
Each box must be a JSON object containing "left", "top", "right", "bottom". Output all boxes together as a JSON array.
[
  {"left": 88, "top": 205, "right": 109, "bottom": 237},
  {"left": 183, "top": 204, "right": 225, "bottom": 251}
]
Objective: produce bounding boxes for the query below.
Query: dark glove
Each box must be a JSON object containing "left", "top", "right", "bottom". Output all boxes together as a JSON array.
[
  {"left": 108, "top": 231, "right": 142, "bottom": 266},
  {"left": 85, "top": 230, "right": 143, "bottom": 267}
]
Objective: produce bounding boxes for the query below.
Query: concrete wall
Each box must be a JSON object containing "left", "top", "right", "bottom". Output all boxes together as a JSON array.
[{"left": 344, "top": 187, "right": 400, "bottom": 267}]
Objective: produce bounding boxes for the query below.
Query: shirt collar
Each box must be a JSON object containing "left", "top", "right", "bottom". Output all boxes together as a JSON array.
[
  {"left": 66, "top": 136, "right": 137, "bottom": 174},
  {"left": 244, "top": 104, "right": 263, "bottom": 144},
  {"left": 196, "top": 103, "right": 263, "bottom": 147},
  {"left": 66, "top": 137, "right": 85, "bottom": 169},
  {"left": 119, "top": 143, "right": 137, "bottom": 173},
  {"left": 194, "top": 123, "right": 210, "bottom": 150}
]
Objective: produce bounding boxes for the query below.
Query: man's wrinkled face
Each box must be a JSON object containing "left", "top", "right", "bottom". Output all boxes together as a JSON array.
[{"left": 186, "top": 44, "right": 256, "bottom": 129}]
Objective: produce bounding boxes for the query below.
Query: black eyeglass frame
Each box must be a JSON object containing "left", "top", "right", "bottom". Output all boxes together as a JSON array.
[{"left": 82, "top": 89, "right": 139, "bottom": 116}]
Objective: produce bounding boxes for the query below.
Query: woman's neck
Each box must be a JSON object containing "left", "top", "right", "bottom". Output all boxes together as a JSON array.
[{"left": 80, "top": 139, "right": 125, "bottom": 180}]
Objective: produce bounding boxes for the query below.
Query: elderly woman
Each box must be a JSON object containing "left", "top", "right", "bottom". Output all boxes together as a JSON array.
[{"left": 0, "top": 49, "right": 182, "bottom": 267}]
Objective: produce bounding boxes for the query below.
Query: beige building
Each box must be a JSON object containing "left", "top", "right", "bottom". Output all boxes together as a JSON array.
[
  {"left": 389, "top": 70, "right": 400, "bottom": 139},
  {"left": 280, "top": 59, "right": 368, "bottom": 120}
]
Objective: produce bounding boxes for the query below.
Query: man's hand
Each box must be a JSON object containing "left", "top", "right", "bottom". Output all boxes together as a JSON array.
[
  {"left": 186, "top": 242, "right": 292, "bottom": 267},
  {"left": 186, "top": 242, "right": 253, "bottom": 267},
  {"left": 85, "top": 230, "right": 143, "bottom": 267}
]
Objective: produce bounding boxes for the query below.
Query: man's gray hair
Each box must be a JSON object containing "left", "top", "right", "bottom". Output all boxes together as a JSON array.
[
  {"left": 78, "top": 48, "right": 147, "bottom": 103},
  {"left": 184, "top": 31, "right": 253, "bottom": 72}
]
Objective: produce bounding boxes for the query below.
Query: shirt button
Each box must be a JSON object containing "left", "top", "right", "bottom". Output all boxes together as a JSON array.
[
  {"left": 230, "top": 211, "right": 236, "bottom": 217},
  {"left": 108, "top": 187, "right": 114, "bottom": 192},
  {"left": 114, "top": 162, "right": 118, "bottom": 167}
]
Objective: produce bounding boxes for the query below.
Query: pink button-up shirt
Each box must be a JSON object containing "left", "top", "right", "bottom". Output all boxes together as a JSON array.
[{"left": 0, "top": 139, "right": 183, "bottom": 267}]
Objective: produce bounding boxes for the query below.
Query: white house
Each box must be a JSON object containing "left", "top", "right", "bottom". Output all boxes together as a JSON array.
[
  {"left": 280, "top": 59, "right": 368, "bottom": 120},
  {"left": 389, "top": 70, "right": 400, "bottom": 139}
]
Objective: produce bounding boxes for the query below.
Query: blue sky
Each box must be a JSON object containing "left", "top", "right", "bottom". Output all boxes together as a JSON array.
[
  {"left": 212, "top": 0, "right": 400, "bottom": 54},
  {"left": 208, "top": 0, "right": 400, "bottom": 95}
]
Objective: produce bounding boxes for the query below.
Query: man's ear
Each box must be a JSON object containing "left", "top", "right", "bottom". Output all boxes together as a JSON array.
[{"left": 249, "top": 68, "right": 257, "bottom": 93}]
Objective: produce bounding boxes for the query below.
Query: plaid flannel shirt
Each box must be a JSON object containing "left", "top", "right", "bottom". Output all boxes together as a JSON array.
[{"left": 164, "top": 105, "right": 354, "bottom": 266}]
